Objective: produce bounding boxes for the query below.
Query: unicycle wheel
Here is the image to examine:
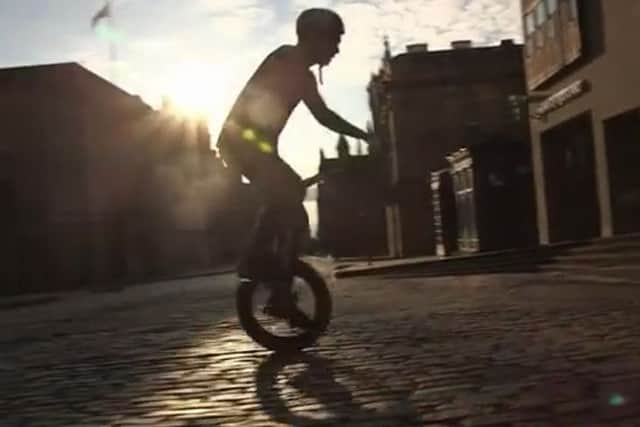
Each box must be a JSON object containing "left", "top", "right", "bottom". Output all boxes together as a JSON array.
[{"left": 236, "top": 259, "right": 332, "bottom": 352}]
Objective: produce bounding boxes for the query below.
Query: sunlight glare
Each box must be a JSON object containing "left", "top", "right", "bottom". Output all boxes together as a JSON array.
[{"left": 165, "top": 62, "right": 229, "bottom": 119}]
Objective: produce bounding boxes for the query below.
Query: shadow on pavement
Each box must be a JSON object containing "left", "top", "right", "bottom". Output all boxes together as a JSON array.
[{"left": 255, "top": 351, "right": 422, "bottom": 426}]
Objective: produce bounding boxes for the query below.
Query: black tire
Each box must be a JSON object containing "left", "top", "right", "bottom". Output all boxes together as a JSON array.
[{"left": 236, "top": 259, "right": 332, "bottom": 352}]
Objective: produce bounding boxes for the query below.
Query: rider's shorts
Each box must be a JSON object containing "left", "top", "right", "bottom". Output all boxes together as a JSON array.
[{"left": 218, "top": 133, "right": 309, "bottom": 234}]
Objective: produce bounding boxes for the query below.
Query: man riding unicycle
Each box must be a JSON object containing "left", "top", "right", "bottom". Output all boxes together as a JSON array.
[{"left": 217, "top": 8, "right": 370, "bottom": 329}]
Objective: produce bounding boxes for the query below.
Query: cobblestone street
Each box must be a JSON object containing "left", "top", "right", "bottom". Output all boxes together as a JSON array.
[{"left": 2, "top": 268, "right": 640, "bottom": 426}]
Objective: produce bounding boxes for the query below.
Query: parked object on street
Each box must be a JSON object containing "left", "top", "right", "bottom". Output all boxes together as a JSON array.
[
  {"left": 430, "top": 169, "right": 458, "bottom": 256},
  {"left": 446, "top": 140, "right": 537, "bottom": 253}
]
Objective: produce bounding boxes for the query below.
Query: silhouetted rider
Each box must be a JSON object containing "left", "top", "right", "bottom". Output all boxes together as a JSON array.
[{"left": 217, "top": 8, "right": 369, "bottom": 321}]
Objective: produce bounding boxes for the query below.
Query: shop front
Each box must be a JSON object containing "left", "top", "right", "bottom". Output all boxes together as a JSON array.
[{"left": 524, "top": 0, "right": 640, "bottom": 244}]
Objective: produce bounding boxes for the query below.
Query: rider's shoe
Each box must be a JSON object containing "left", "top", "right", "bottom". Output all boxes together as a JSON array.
[
  {"left": 263, "top": 287, "right": 294, "bottom": 318},
  {"left": 286, "top": 306, "right": 316, "bottom": 330},
  {"left": 263, "top": 289, "right": 315, "bottom": 329}
]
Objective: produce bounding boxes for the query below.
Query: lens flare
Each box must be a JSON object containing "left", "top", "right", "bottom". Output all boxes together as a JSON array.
[
  {"left": 95, "top": 24, "right": 125, "bottom": 43},
  {"left": 609, "top": 393, "right": 625, "bottom": 406}
]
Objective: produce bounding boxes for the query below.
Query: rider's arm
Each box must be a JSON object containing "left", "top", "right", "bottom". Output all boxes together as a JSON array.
[{"left": 301, "top": 72, "right": 369, "bottom": 141}]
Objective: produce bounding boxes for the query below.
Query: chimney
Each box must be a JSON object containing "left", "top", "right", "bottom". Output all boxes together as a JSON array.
[
  {"left": 451, "top": 40, "right": 473, "bottom": 49},
  {"left": 406, "top": 43, "right": 428, "bottom": 53}
]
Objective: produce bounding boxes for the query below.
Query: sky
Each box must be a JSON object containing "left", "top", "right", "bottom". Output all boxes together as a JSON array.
[{"left": 0, "top": 0, "right": 524, "bottom": 234}]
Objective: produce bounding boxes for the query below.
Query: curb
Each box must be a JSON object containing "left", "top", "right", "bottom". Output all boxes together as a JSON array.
[
  {"left": 333, "top": 243, "right": 580, "bottom": 279},
  {"left": 334, "top": 235, "right": 640, "bottom": 279}
]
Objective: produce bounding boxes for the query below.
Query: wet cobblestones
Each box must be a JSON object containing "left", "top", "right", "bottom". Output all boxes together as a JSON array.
[{"left": 1, "top": 272, "right": 640, "bottom": 426}]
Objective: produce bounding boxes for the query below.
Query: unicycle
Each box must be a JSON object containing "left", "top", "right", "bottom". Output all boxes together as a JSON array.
[
  {"left": 236, "top": 258, "right": 332, "bottom": 352},
  {"left": 235, "top": 171, "right": 332, "bottom": 352}
]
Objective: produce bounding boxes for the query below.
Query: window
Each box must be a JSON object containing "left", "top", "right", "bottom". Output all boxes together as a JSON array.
[
  {"left": 569, "top": 0, "right": 578, "bottom": 21},
  {"left": 535, "top": 1, "right": 546, "bottom": 27},
  {"left": 525, "top": 38, "right": 534, "bottom": 57},
  {"left": 546, "top": 0, "right": 557, "bottom": 38},
  {"left": 525, "top": 13, "right": 536, "bottom": 35}
]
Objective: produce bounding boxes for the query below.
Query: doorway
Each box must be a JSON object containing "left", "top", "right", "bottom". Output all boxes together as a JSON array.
[
  {"left": 542, "top": 112, "right": 600, "bottom": 242},
  {"left": 605, "top": 107, "right": 640, "bottom": 234}
]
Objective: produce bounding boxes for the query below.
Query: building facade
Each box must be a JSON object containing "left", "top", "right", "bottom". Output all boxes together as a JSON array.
[
  {"left": 0, "top": 63, "right": 252, "bottom": 295},
  {"left": 521, "top": 0, "right": 640, "bottom": 243},
  {"left": 368, "top": 39, "right": 531, "bottom": 256},
  {"left": 316, "top": 135, "right": 387, "bottom": 258}
]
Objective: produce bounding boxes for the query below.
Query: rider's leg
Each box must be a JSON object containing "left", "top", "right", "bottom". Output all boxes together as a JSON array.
[
  {"left": 241, "top": 204, "right": 284, "bottom": 280},
  {"left": 221, "top": 141, "right": 308, "bottom": 317},
  {"left": 261, "top": 201, "right": 300, "bottom": 300},
  {"left": 277, "top": 202, "right": 310, "bottom": 279},
  {"left": 266, "top": 201, "right": 309, "bottom": 296},
  {"left": 258, "top": 156, "right": 306, "bottom": 279},
  {"left": 219, "top": 141, "right": 286, "bottom": 281},
  {"left": 272, "top": 203, "right": 316, "bottom": 328},
  {"left": 260, "top": 168, "right": 308, "bottom": 317}
]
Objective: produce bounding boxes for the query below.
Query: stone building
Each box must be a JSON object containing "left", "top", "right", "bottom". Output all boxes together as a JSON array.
[
  {"left": 316, "top": 135, "right": 387, "bottom": 258},
  {"left": 0, "top": 62, "right": 252, "bottom": 295},
  {"left": 368, "top": 39, "right": 531, "bottom": 256},
  {"left": 521, "top": 0, "right": 640, "bottom": 243}
]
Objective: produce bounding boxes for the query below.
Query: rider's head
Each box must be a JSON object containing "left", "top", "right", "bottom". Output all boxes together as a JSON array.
[{"left": 296, "top": 8, "right": 344, "bottom": 66}]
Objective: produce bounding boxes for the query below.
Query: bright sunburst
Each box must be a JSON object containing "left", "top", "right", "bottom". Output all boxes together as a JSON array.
[{"left": 165, "top": 62, "right": 228, "bottom": 118}]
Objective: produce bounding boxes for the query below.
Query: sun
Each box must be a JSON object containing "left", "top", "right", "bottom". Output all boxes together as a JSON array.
[{"left": 165, "top": 62, "right": 229, "bottom": 118}]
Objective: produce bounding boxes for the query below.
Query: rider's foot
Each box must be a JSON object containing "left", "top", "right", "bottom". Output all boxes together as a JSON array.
[
  {"left": 286, "top": 306, "right": 316, "bottom": 330},
  {"left": 263, "top": 290, "right": 315, "bottom": 329},
  {"left": 263, "top": 288, "right": 294, "bottom": 318}
]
